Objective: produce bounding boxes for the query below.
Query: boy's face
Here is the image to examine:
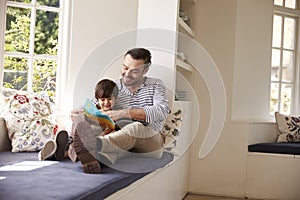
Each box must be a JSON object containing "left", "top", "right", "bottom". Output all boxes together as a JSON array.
[{"left": 98, "top": 96, "right": 116, "bottom": 111}]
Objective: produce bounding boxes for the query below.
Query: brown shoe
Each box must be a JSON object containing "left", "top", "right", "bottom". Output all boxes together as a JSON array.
[{"left": 73, "top": 129, "right": 101, "bottom": 174}]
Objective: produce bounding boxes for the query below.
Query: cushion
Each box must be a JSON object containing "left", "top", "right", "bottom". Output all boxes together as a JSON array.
[
  {"left": 0, "top": 151, "right": 174, "bottom": 200},
  {"left": 275, "top": 111, "right": 300, "bottom": 142},
  {"left": 248, "top": 142, "right": 300, "bottom": 155},
  {"left": 0, "top": 88, "right": 57, "bottom": 152},
  {"left": 160, "top": 107, "right": 183, "bottom": 156},
  {"left": 0, "top": 117, "right": 11, "bottom": 152}
]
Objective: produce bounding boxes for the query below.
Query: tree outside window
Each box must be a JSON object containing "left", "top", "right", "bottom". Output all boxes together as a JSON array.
[{"left": 2, "top": 0, "right": 61, "bottom": 101}]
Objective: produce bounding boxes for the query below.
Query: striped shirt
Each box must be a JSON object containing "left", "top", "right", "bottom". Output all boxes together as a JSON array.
[{"left": 113, "top": 77, "right": 170, "bottom": 132}]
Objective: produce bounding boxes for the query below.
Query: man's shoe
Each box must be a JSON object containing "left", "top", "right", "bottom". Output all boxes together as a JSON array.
[
  {"left": 73, "top": 129, "right": 101, "bottom": 174},
  {"left": 53, "top": 130, "right": 69, "bottom": 161},
  {"left": 38, "top": 140, "right": 57, "bottom": 161}
]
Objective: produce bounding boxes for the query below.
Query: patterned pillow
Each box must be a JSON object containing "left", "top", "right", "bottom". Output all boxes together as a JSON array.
[
  {"left": 275, "top": 111, "right": 300, "bottom": 143},
  {"left": 160, "top": 108, "right": 183, "bottom": 156},
  {"left": 0, "top": 88, "right": 57, "bottom": 152}
]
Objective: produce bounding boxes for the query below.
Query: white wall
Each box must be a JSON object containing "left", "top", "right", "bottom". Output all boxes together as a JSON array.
[
  {"left": 136, "top": 0, "right": 178, "bottom": 99},
  {"left": 232, "top": 0, "right": 273, "bottom": 121},
  {"left": 66, "top": 0, "right": 138, "bottom": 110}
]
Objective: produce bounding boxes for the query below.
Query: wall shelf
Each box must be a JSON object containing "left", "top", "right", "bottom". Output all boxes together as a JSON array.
[
  {"left": 178, "top": 17, "right": 195, "bottom": 38},
  {"left": 176, "top": 58, "right": 193, "bottom": 72}
]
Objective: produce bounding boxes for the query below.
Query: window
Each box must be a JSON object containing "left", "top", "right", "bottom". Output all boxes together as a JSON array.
[
  {"left": 0, "top": 0, "right": 68, "bottom": 103},
  {"left": 270, "top": 0, "right": 300, "bottom": 114}
]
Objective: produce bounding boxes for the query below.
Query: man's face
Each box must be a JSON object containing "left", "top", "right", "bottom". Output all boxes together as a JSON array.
[{"left": 121, "top": 54, "right": 149, "bottom": 87}]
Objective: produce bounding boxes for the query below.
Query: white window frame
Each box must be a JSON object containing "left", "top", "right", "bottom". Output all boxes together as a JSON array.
[
  {"left": 271, "top": 2, "right": 300, "bottom": 114},
  {"left": 0, "top": 0, "right": 72, "bottom": 111}
]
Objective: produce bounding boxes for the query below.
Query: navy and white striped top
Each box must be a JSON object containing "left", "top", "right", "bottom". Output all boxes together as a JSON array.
[{"left": 113, "top": 77, "right": 170, "bottom": 132}]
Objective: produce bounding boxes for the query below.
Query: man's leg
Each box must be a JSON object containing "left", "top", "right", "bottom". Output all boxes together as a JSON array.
[
  {"left": 96, "top": 122, "right": 164, "bottom": 164},
  {"left": 72, "top": 113, "right": 103, "bottom": 174}
]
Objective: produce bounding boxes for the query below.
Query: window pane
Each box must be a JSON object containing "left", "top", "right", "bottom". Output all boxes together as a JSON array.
[
  {"left": 271, "top": 49, "right": 281, "bottom": 81},
  {"left": 285, "top": 0, "right": 296, "bottom": 9},
  {"left": 33, "top": 59, "right": 57, "bottom": 99},
  {"left": 5, "top": 6, "right": 31, "bottom": 53},
  {"left": 283, "top": 17, "right": 295, "bottom": 49},
  {"left": 282, "top": 50, "right": 294, "bottom": 82},
  {"left": 280, "top": 84, "right": 292, "bottom": 114},
  {"left": 272, "top": 15, "right": 282, "bottom": 48},
  {"left": 34, "top": 10, "right": 59, "bottom": 55},
  {"left": 8, "top": 0, "right": 31, "bottom": 3},
  {"left": 3, "top": 56, "right": 28, "bottom": 90},
  {"left": 274, "top": 0, "right": 283, "bottom": 6},
  {"left": 37, "top": 0, "right": 60, "bottom": 7},
  {"left": 270, "top": 83, "right": 279, "bottom": 114}
]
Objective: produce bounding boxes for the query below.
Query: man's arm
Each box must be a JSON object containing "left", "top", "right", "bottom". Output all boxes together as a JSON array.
[
  {"left": 143, "top": 79, "right": 170, "bottom": 123},
  {"left": 105, "top": 108, "right": 146, "bottom": 121},
  {"left": 106, "top": 78, "right": 169, "bottom": 124}
]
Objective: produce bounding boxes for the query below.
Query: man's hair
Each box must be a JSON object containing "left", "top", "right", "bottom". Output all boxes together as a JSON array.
[
  {"left": 124, "top": 48, "right": 152, "bottom": 67},
  {"left": 94, "top": 79, "right": 118, "bottom": 100}
]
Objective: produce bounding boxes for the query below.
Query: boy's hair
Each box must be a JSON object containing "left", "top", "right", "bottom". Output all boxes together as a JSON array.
[
  {"left": 124, "top": 48, "right": 152, "bottom": 67},
  {"left": 94, "top": 79, "right": 118, "bottom": 100}
]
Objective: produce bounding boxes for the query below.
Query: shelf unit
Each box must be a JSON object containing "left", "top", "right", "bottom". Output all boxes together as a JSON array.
[
  {"left": 175, "top": 0, "right": 196, "bottom": 102},
  {"left": 176, "top": 58, "right": 193, "bottom": 72},
  {"left": 178, "top": 17, "right": 195, "bottom": 38}
]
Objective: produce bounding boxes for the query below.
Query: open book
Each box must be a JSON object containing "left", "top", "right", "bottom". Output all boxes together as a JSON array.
[
  {"left": 84, "top": 99, "right": 115, "bottom": 130},
  {"left": 84, "top": 99, "right": 149, "bottom": 131}
]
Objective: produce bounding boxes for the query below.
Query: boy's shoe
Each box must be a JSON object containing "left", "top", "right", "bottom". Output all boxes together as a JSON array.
[
  {"left": 38, "top": 130, "right": 69, "bottom": 161},
  {"left": 53, "top": 130, "right": 69, "bottom": 161},
  {"left": 38, "top": 140, "right": 57, "bottom": 161},
  {"left": 73, "top": 129, "right": 101, "bottom": 174}
]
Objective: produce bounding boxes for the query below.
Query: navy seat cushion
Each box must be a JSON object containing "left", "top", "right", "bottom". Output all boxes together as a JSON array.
[
  {"left": 248, "top": 142, "right": 300, "bottom": 155},
  {"left": 0, "top": 151, "right": 174, "bottom": 200}
]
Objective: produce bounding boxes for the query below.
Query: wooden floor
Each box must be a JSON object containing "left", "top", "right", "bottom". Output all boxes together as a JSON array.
[{"left": 183, "top": 193, "right": 258, "bottom": 200}]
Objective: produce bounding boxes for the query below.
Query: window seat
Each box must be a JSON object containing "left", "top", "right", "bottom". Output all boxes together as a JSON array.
[
  {"left": 248, "top": 142, "right": 300, "bottom": 155},
  {"left": 246, "top": 122, "right": 300, "bottom": 200},
  {"left": 0, "top": 151, "right": 174, "bottom": 200},
  {"left": 0, "top": 112, "right": 189, "bottom": 200}
]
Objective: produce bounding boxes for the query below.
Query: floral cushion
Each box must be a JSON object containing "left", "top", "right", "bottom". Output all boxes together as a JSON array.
[
  {"left": 160, "top": 108, "right": 183, "bottom": 156},
  {"left": 275, "top": 111, "right": 300, "bottom": 143},
  {"left": 0, "top": 88, "right": 57, "bottom": 152}
]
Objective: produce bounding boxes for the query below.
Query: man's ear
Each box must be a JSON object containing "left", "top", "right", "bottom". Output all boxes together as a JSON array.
[{"left": 143, "top": 66, "right": 149, "bottom": 74}]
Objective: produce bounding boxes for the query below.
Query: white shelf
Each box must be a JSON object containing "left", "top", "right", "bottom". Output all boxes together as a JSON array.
[
  {"left": 181, "top": 0, "right": 197, "bottom": 4},
  {"left": 178, "top": 17, "right": 195, "bottom": 38},
  {"left": 176, "top": 58, "right": 193, "bottom": 72}
]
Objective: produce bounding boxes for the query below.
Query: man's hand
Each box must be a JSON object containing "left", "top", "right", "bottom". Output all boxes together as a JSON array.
[
  {"left": 104, "top": 109, "right": 130, "bottom": 121},
  {"left": 104, "top": 108, "right": 146, "bottom": 122}
]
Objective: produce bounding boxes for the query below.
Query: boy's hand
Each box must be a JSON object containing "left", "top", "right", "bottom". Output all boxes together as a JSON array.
[{"left": 70, "top": 108, "right": 84, "bottom": 121}]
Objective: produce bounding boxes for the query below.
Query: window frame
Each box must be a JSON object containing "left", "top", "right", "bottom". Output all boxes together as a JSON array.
[
  {"left": 271, "top": 2, "right": 300, "bottom": 115},
  {"left": 0, "top": 0, "right": 72, "bottom": 111}
]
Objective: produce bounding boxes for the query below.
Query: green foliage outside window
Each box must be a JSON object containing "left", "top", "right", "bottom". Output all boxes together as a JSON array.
[{"left": 3, "top": 0, "right": 60, "bottom": 101}]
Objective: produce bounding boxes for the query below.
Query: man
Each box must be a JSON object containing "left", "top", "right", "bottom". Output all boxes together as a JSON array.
[{"left": 72, "top": 48, "right": 170, "bottom": 173}]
